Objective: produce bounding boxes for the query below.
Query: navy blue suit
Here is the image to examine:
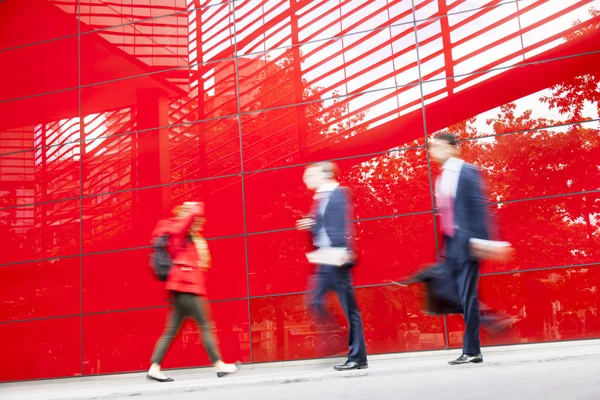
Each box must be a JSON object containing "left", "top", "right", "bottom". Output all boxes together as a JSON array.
[
  {"left": 308, "top": 186, "right": 367, "bottom": 363},
  {"left": 442, "top": 163, "right": 490, "bottom": 355}
]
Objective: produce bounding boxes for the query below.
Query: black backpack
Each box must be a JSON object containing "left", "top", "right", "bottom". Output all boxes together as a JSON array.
[
  {"left": 150, "top": 234, "right": 172, "bottom": 281},
  {"left": 150, "top": 232, "right": 193, "bottom": 281}
]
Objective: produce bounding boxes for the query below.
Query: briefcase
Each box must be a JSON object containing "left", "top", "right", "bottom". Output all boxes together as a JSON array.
[{"left": 410, "top": 263, "right": 463, "bottom": 315}]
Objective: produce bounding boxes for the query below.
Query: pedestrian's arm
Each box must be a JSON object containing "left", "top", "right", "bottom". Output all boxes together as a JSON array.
[
  {"left": 468, "top": 168, "right": 490, "bottom": 242},
  {"left": 333, "top": 187, "right": 353, "bottom": 248}
]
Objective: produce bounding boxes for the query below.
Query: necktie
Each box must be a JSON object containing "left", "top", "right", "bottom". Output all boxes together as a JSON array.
[{"left": 440, "top": 192, "right": 455, "bottom": 237}]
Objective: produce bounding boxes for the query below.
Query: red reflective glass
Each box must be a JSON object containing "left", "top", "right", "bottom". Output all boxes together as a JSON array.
[
  {"left": 0, "top": 199, "right": 80, "bottom": 265},
  {"left": 483, "top": 192, "right": 600, "bottom": 274},
  {"left": 0, "top": 316, "right": 81, "bottom": 381},
  {"left": 2, "top": 0, "right": 600, "bottom": 382},
  {"left": 0, "top": 37, "right": 78, "bottom": 102},
  {"left": 0, "top": 257, "right": 80, "bottom": 321},
  {"left": 0, "top": 0, "right": 79, "bottom": 50},
  {"left": 0, "top": 143, "right": 81, "bottom": 207},
  {"left": 79, "top": 118, "right": 240, "bottom": 196}
]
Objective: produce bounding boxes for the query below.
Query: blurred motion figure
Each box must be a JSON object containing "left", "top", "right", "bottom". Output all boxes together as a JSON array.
[
  {"left": 147, "top": 202, "right": 238, "bottom": 382},
  {"left": 296, "top": 162, "right": 368, "bottom": 371},
  {"left": 428, "top": 132, "right": 512, "bottom": 365}
]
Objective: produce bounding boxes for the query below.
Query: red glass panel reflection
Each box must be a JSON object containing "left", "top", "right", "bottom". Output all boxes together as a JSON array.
[
  {"left": 81, "top": 67, "right": 238, "bottom": 136},
  {"left": 0, "top": 257, "right": 79, "bottom": 322},
  {"left": 234, "top": 0, "right": 416, "bottom": 53},
  {"left": 244, "top": 146, "right": 431, "bottom": 234},
  {"left": 236, "top": 22, "right": 420, "bottom": 114},
  {"left": 83, "top": 300, "right": 250, "bottom": 375},
  {"left": 247, "top": 229, "right": 313, "bottom": 296},
  {"left": 78, "top": 0, "right": 188, "bottom": 33},
  {"left": 0, "top": 0, "right": 79, "bottom": 50},
  {"left": 1, "top": 117, "right": 80, "bottom": 157},
  {"left": 204, "top": 236, "right": 248, "bottom": 300},
  {"left": 483, "top": 192, "right": 600, "bottom": 274},
  {"left": 80, "top": 12, "right": 192, "bottom": 86},
  {"left": 516, "top": 1, "right": 599, "bottom": 60},
  {"left": 458, "top": 121, "right": 600, "bottom": 203},
  {"left": 250, "top": 285, "right": 445, "bottom": 363},
  {"left": 240, "top": 85, "right": 425, "bottom": 171},
  {"left": 169, "top": 117, "right": 241, "bottom": 181},
  {"left": 446, "top": 266, "right": 600, "bottom": 350},
  {"left": 243, "top": 166, "right": 309, "bottom": 233},
  {"left": 340, "top": 144, "right": 432, "bottom": 220},
  {"left": 0, "top": 144, "right": 80, "bottom": 208},
  {"left": 81, "top": 117, "right": 240, "bottom": 196},
  {"left": 0, "top": 199, "right": 80, "bottom": 264},
  {"left": 0, "top": 316, "right": 81, "bottom": 381},
  {"left": 82, "top": 248, "right": 165, "bottom": 314},
  {"left": 0, "top": 90, "right": 79, "bottom": 137},
  {"left": 0, "top": 37, "right": 78, "bottom": 103},
  {"left": 353, "top": 214, "right": 437, "bottom": 286},
  {"left": 82, "top": 176, "right": 243, "bottom": 254},
  {"left": 415, "top": 1, "right": 599, "bottom": 82}
]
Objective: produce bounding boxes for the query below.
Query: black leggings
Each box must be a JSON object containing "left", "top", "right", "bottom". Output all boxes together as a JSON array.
[{"left": 151, "top": 292, "right": 221, "bottom": 364}]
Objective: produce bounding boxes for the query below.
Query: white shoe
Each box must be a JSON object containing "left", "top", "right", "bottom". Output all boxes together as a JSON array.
[
  {"left": 215, "top": 362, "right": 239, "bottom": 378},
  {"left": 147, "top": 370, "right": 174, "bottom": 382}
]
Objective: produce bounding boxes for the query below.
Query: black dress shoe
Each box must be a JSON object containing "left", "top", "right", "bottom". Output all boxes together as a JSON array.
[
  {"left": 448, "top": 353, "right": 483, "bottom": 365},
  {"left": 146, "top": 373, "right": 174, "bottom": 382},
  {"left": 333, "top": 361, "right": 368, "bottom": 371}
]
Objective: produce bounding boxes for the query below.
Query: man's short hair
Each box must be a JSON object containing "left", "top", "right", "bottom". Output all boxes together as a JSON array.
[
  {"left": 306, "top": 161, "right": 340, "bottom": 179},
  {"left": 434, "top": 131, "right": 457, "bottom": 146}
]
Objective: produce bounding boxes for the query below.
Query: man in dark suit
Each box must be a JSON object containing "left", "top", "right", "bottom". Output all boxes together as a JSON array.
[
  {"left": 296, "top": 161, "right": 368, "bottom": 371},
  {"left": 429, "top": 132, "right": 493, "bottom": 365}
]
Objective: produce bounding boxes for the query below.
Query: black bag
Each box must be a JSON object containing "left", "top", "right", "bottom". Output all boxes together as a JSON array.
[
  {"left": 150, "top": 234, "right": 172, "bottom": 281},
  {"left": 408, "top": 263, "right": 463, "bottom": 315}
]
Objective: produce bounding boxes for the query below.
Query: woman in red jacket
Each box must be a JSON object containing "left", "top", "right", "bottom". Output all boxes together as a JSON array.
[{"left": 147, "top": 202, "right": 238, "bottom": 382}]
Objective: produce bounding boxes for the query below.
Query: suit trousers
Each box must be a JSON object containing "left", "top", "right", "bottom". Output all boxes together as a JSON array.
[
  {"left": 449, "top": 259, "right": 482, "bottom": 355},
  {"left": 308, "top": 264, "right": 367, "bottom": 363},
  {"left": 151, "top": 292, "right": 221, "bottom": 364}
]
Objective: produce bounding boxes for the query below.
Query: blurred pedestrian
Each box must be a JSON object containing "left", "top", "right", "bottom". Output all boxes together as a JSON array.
[
  {"left": 296, "top": 162, "right": 368, "bottom": 371},
  {"left": 428, "top": 132, "right": 512, "bottom": 365},
  {"left": 147, "top": 202, "right": 238, "bottom": 382}
]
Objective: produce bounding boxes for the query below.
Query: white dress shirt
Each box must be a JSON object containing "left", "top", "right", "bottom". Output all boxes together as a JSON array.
[
  {"left": 436, "top": 157, "right": 499, "bottom": 246},
  {"left": 436, "top": 157, "right": 465, "bottom": 200}
]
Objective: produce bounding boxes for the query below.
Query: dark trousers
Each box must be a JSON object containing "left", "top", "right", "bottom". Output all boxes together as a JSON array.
[
  {"left": 308, "top": 265, "right": 367, "bottom": 363},
  {"left": 151, "top": 292, "right": 221, "bottom": 364},
  {"left": 449, "top": 259, "right": 482, "bottom": 355}
]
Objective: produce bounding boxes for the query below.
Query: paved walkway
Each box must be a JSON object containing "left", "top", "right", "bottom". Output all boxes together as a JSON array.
[{"left": 4, "top": 340, "right": 600, "bottom": 400}]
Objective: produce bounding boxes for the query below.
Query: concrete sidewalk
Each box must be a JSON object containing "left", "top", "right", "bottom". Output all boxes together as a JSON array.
[{"left": 4, "top": 340, "right": 600, "bottom": 400}]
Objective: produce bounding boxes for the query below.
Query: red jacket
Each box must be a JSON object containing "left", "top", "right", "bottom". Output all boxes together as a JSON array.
[{"left": 152, "top": 207, "right": 207, "bottom": 296}]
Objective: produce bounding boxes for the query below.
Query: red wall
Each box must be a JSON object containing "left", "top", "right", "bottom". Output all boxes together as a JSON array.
[{"left": 1, "top": 0, "right": 600, "bottom": 382}]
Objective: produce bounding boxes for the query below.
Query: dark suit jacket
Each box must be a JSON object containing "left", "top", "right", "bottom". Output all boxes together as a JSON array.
[
  {"left": 311, "top": 186, "right": 353, "bottom": 250},
  {"left": 443, "top": 163, "right": 490, "bottom": 263}
]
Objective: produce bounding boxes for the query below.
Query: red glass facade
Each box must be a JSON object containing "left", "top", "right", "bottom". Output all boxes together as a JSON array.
[{"left": 1, "top": 0, "right": 599, "bottom": 382}]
